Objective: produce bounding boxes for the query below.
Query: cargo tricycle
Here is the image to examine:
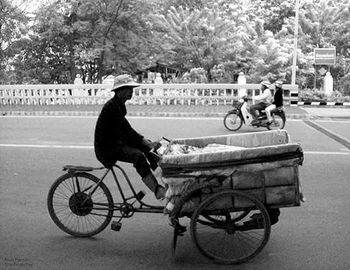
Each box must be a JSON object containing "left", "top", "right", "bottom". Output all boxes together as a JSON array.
[{"left": 47, "top": 130, "right": 304, "bottom": 265}]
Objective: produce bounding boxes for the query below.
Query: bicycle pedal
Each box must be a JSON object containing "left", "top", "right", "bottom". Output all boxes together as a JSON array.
[
  {"left": 175, "top": 225, "right": 187, "bottom": 234},
  {"left": 136, "top": 191, "right": 146, "bottom": 200},
  {"left": 111, "top": 221, "right": 122, "bottom": 231}
]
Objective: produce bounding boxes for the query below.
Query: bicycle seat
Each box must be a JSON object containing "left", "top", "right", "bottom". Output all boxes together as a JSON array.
[{"left": 63, "top": 165, "right": 95, "bottom": 173}]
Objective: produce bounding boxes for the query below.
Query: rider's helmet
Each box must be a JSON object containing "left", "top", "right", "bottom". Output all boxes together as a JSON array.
[
  {"left": 275, "top": 80, "right": 283, "bottom": 88},
  {"left": 260, "top": 81, "right": 271, "bottom": 89}
]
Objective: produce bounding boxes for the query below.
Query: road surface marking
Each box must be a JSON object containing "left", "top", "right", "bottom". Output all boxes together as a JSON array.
[
  {"left": 304, "top": 151, "right": 350, "bottom": 155},
  {"left": 0, "top": 143, "right": 93, "bottom": 149},
  {"left": 0, "top": 143, "right": 349, "bottom": 155}
]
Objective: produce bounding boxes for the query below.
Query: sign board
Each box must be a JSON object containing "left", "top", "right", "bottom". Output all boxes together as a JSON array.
[{"left": 314, "top": 48, "right": 336, "bottom": 65}]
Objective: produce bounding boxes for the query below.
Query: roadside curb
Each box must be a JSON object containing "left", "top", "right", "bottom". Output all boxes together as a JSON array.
[{"left": 297, "top": 102, "right": 350, "bottom": 106}]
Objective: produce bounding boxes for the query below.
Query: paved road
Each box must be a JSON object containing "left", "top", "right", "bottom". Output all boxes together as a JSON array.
[
  {"left": 2, "top": 104, "right": 350, "bottom": 120},
  {"left": 1, "top": 116, "right": 350, "bottom": 270}
]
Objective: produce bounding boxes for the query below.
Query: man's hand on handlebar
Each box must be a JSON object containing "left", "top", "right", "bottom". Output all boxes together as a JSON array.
[
  {"left": 142, "top": 138, "right": 162, "bottom": 151},
  {"left": 142, "top": 138, "right": 163, "bottom": 169}
]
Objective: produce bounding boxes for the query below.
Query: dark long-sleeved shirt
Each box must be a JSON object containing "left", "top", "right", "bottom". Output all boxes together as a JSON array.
[{"left": 94, "top": 96, "right": 144, "bottom": 167}]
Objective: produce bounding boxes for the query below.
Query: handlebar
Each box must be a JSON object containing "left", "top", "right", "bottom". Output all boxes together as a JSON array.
[
  {"left": 147, "top": 137, "right": 172, "bottom": 170},
  {"left": 161, "top": 137, "right": 171, "bottom": 143},
  {"left": 149, "top": 137, "right": 172, "bottom": 156}
]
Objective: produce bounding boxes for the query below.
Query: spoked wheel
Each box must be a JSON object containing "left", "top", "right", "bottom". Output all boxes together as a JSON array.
[
  {"left": 224, "top": 112, "right": 243, "bottom": 131},
  {"left": 190, "top": 190, "right": 270, "bottom": 265},
  {"left": 268, "top": 113, "right": 285, "bottom": 130},
  {"left": 201, "top": 210, "right": 250, "bottom": 224},
  {"left": 47, "top": 172, "right": 114, "bottom": 237}
]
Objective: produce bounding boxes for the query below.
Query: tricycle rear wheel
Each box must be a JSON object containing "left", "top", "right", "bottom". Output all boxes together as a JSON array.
[
  {"left": 47, "top": 172, "right": 114, "bottom": 237},
  {"left": 190, "top": 190, "right": 270, "bottom": 264}
]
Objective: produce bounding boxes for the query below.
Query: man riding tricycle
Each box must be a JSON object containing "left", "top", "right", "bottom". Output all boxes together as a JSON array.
[{"left": 47, "top": 74, "right": 304, "bottom": 265}]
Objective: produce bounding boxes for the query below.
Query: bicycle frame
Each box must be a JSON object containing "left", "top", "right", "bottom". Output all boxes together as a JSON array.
[{"left": 83, "top": 164, "right": 164, "bottom": 217}]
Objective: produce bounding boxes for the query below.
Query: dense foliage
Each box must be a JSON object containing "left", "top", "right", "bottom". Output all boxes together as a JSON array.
[{"left": 1, "top": 0, "right": 349, "bottom": 97}]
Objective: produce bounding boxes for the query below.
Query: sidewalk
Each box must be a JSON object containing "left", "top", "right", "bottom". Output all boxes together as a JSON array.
[
  {"left": 1, "top": 104, "right": 350, "bottom": 119},
  {"left": 301, "top": 107, "right": 350, "bottom": 119}
]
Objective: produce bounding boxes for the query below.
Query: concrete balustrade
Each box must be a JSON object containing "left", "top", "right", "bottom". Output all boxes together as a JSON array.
[{"left": 0, "top": 83, "right": 298, "bottom": 106}]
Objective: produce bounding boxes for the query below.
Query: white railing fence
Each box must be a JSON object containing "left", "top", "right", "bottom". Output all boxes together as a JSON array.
[{"left": 0, "top": 83, "right": 298, "bottom": 106}]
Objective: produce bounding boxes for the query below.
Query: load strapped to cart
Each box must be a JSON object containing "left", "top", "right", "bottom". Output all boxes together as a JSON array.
[{"left": 159, "top": 130, "right": 304, "bottom": 215}]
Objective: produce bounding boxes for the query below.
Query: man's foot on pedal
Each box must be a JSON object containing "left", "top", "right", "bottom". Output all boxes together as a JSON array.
[
  {"left": 155, "top": 185, "right": 166, "bottom": 200},
  {"left": 175, "top": 224, "right": 187, "bottom": 235}
]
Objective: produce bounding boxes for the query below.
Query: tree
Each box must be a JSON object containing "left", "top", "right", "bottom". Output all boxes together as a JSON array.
[
  {"left": 326, "top": 0, "right": 350, "bottom": 58},
  {"left": 8, "top": 0, "right": 85, "bottom": 84},
  {"left": 9, "top": 0, "right": 160, "bottom": 83},
  {"left": 2, "top": 0, "right": 349, "bottom": 90},
  {"left": 295, "top": 0, "right": 350, "bottom": 89},
  {"left": 240, "top": 23, "right": 295, "bottom": 83},
  {"left": 153, "top": 4, "right": 249, "bottom": 81},
  {"left": 249, "top": 0, "right": 295, "bottom": 34},
  {"left": 0, "top": 0, "right": 29, "bottom": 83},
  {"left": 158, "top": 0, "right": 204, "bottom": 12},
  {"left": 299, "top": 1, "right": 339, "bottom": 49}
]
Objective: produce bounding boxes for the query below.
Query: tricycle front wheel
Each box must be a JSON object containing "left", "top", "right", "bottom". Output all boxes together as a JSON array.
[{"left": 190, "top": 190, "right": 270, "bottom": 264}]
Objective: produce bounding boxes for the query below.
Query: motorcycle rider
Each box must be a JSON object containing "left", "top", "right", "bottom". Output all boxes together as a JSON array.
[
  {"left": 265, "top": 80, "right": 284, "bottom": 124},
  {"left": 250, "top": 81, "right": 272, "bottom": 125}
]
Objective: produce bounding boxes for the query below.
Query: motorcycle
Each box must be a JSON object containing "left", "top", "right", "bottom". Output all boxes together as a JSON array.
[{"left": 224, "top": 97, "right": 286, "bottom": 131}]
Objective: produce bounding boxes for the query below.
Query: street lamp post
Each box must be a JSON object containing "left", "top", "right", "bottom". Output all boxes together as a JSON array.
[{"left": 291, "top": 0, "right": 300, "bottom": 85}]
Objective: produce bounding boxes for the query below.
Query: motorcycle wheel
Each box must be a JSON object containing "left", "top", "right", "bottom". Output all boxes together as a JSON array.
[
  {"left": 224, "top": 112, "right": 243, "bottom": 131},
  {"left": 267, "top": 113, "right": 285, "bottom": 130}
]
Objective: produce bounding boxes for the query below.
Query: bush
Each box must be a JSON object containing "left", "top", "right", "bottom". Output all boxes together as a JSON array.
[
  {"left": 338, "top": 74, "right": 350, "bottom": 96},
  {"left": 299, "top": 88, "right": 350, "bottom": 103},
  {"left": 299, "top": 89, "right": 326, "bottom": 102},
  {"left": 327, "top": 91, "right": 350, "bottom": 102},
  {"left": 210, "top": 64, "right": 226, "bottom": 82}
]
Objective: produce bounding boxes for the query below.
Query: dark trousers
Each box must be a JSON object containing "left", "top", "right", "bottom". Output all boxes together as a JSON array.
[
  {"left": 250, "top": 102, "right": 268, "bottom": 119},
  {"left": 116, "top": 145, "right": 152, "bottom": 178}
]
